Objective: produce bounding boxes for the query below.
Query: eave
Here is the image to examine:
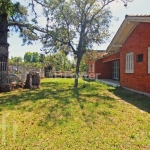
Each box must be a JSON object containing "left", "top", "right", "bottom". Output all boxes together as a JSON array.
[{"left": 106, "top": 15, "right": 150, "bottom": 53}]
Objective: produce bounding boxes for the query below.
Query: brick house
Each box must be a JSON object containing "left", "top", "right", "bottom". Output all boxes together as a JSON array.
[{"left": 88, "top": 15, "right": 150, "bottom": 95}]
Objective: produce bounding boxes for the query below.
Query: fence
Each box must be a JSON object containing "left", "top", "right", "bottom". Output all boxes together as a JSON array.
[
  {"left": 0, "top": 62, "right": 9, "bottom": 84},
  {"left": 9, "top": 64, "right": 45, "bottom": 82},
  {"left": 0, "top": 62, "right": 45, "bottom": 84}
]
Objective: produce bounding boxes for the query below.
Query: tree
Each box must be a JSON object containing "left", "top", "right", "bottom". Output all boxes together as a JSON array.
[
  {"left": 44, "top": 51, "right": 71, "bottom": 71},
  {"left": 24, "top": 52, "right": 32, "bottom": 63},
  {"left": 80, "top": 55, "right": 88, "bottom": 73},
  {"left": 0, "top": 0, "right": 47, "bottom": 88},
  {"left": 39, "top": 0, "right": 132, "bottom": 87},
  {"left": 0, "top": 0, "right": 132, "bottom": 89},
  {"left": 32, "top": 52, "right": 40, "bottom": 63},
  {"left": 0, "top": 0, "right": 40, "bottom": 60},
  {"left": 24, "top": 52, "right": 40, "bottom": 63}
]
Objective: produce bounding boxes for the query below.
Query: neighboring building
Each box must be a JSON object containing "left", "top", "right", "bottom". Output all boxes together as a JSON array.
[
  {"left": 87, "top": 15, "right": 150, "bottom": 95},
  {"left": 86, "top": 50, "right": 106, "bottom": 78}
]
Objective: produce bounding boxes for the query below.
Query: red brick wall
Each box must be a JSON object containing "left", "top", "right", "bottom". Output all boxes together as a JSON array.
[
  {"left": 87, "top": 52, "right": 120, "bottom": 79},
  {"left": 102, "top": 52, "right": 120, "bottom": 63},
  {"left": 120, "top": 22, "right": 150, "bottom": 93},
  {"left": 95, "top": 59, "right": 112, "bottom": 79}
]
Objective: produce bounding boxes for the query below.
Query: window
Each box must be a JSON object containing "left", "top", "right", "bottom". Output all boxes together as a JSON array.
[
  {"left": 136, "top": 54, "right": 143, "bottom": 62},
  {"left": 112, "top": 61, "right": 119, "bottom": 80},
  {"left": 125, "top": 52, "right": 134, "bottom": 73},
  {"left": 148, "top": 47, "right": 150, "bottom": 74}
]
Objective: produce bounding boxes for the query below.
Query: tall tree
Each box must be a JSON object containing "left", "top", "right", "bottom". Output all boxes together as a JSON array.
[
  {"left": 24, "top": 52, "right": 40, "bottom": 63},
  {"left": 24, "top": 52, "right": 32, "bottom": 62},
  {"left": 80, "top": 55, "right": 88, "bottom": 73},
  {"left": 0, "top": 0, "right": 132, "bottom": 89},
  {"left": 0, "top": 0, "right": 46, "bottom": 89},
  {"left": 39, "top": 0, "right": 132, "bottom": 87},
  {"left": 44, "top": 51, "right": 71, "bottom": 71},
  {"left": 32, "top": 52, "right": 40, "bottom": 63},
  {"left": 0, "top": 0, "right": 12, "bottom": 85}
]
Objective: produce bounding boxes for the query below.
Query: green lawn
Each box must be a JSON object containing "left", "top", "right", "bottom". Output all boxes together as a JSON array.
[{"left": 0, "top": 78, "right": 150, "bottom": 149}]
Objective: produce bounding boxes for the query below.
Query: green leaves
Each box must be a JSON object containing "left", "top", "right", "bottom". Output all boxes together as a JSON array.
[
  {"left": 40, "top": 0, "right": 114, "bottom": 54},
  {"left": 44, "top": 51, "right": 72, "bottom": 71},
  {"left": 0, "top": 0, "right": 13, "bottom": 15},
  {"left": 24, "top": 52, "right": 40, "bottom": 63},
  {"left": 0, "top": 1, "right": 40, "bottom": 45}
]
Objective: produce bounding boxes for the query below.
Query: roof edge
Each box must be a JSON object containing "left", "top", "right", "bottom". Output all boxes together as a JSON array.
[{"left": 106, "top": 15, "right": 150, "bottom": 53}]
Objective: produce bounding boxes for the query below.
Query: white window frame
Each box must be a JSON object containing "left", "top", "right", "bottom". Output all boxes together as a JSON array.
[
  {"left": 148, "top": 47, "right": 150, "bottom": 74},
  {"left": 125, "top": 52, "right": 134, "bottom": 73}
]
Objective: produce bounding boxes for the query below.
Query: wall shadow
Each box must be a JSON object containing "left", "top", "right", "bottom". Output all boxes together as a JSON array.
[{"left": 109, "top": 87, "right": 150, "bottom": 113}]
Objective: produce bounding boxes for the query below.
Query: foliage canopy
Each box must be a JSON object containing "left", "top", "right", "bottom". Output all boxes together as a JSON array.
[{"left": 37, "top": 0, "right": 131, "bottom": 86}]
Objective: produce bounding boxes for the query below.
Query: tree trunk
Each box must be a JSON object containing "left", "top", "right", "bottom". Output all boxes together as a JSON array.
[
  {"left": 0, "top": 13, "right": 10, "bottom": 92},
  {"left": 74, "top": 56, "right": 82, "bottom": 87}
]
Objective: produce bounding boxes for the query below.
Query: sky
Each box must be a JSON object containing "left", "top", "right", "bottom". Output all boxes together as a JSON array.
[{"left": 8, "top": 0, "right": 150, "bottom": 59}]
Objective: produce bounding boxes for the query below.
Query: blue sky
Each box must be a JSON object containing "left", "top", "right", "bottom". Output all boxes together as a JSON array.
[{"left": 8, "top": 0, "right": 150, "bottom": 59}]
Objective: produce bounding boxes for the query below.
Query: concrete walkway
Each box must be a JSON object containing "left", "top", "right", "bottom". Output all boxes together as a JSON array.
[{"left": 96, "top": 79, "right": 120, "bottom": 87}]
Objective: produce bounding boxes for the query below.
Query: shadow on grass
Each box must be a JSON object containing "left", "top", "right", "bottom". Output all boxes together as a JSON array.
[
  {"left": 109, "top": 87, "right": 150, "bottom": 113},
  {"left": 83, "top": 78, "right": 96, "bottom": 82},
  {"left": 0, "top": 79, "right": 116, "bottom": 128},
  {"left": 0, "top": 82, "right": 73, "bottom": 106}
]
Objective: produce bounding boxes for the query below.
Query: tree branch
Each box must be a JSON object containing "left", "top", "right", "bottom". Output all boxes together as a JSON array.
[
  {"left": 68, "top": 41, "right": 77, "bottom": 54},
  {"left": 8, "top": 22, "right": 47, "bottom": 33},
  {"left": 88, "top": 0, "right": 115, "bottom": 23},
  {"left": 32, "top": 0, "right": 49, "bottom": 8},
  {"left": 61, "top": 6, "right": 76, "bottom": 52}
]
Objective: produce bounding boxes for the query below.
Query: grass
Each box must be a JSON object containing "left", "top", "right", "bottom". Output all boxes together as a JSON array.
[{"left": 0, "top": 78, "right": 150, "bottom": 149}]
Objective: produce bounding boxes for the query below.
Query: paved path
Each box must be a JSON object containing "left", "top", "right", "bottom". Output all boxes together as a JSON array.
[{"left": 96, "top": 79, "right": 120, "bottom": 87}]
